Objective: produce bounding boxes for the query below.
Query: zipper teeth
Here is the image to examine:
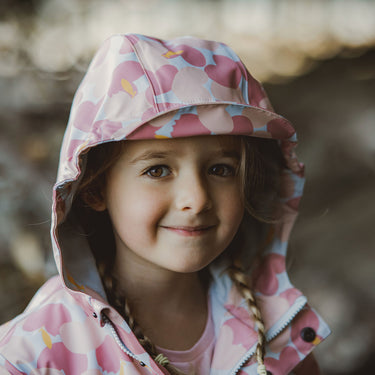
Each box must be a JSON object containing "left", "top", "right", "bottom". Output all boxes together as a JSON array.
[
  {"left": 229, "top": 297, "right": 307, "bottom": 375},
  {"left": 265, "top": 296, "right": 307, "bottom": 342},
  {"left": 231, "top": 351, "right": 256, "bottom": 375},
  {"left": 102, "top": 314, "right": 140, "bottom": 362}
]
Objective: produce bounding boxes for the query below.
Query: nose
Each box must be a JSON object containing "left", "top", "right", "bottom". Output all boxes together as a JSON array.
[{"left": 175, "top": 171, "right": 212, "bottom": 214}]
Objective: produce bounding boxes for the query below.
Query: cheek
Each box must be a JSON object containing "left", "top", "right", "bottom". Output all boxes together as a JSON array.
[
  {"left": 219, "top": 188, "right": 244, "bottom": 226},
  {"left": 132, "top": 195, "right": 166, "bottom": 228},
  {"left": 108, "top": 184, "right": 167, "bottom": 235}
]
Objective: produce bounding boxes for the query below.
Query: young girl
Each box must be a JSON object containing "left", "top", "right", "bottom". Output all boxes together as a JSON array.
[{"left": 0, "top": 34, "right": 330, "bottom": 375}]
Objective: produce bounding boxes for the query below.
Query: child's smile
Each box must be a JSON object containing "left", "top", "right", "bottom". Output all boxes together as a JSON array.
[
  {"left": 159, "top": 224, "right": 216, "bottom": 237},
  {"left": 103, "top": 135, "right": 245, "bottom": 275}
]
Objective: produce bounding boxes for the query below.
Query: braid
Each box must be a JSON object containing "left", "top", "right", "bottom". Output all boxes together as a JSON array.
[
  {"left": 228, "top": 264, "right": 267, "bottom": 375},
  {"left": 125, "top": 300, "right": 186, "bottom": 375},
  {"left": 100, "top": 262, "right": 185, "bottom": 375}
]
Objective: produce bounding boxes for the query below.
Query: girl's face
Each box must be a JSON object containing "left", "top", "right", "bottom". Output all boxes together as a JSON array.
[{"left": 103, "top": 135, "right": 244, "bottom": 275}]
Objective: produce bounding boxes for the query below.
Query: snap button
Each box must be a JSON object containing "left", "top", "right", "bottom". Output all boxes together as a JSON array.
[
  {"left": 300, "top": 327, "right": 316, "bottom": 342},
  {"left": 92, "top": 312, "right": 98, "bottom": 318}
]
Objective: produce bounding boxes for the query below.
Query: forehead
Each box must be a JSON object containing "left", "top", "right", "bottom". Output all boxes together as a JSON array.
[{"left": 122, "top": 135, "right": 242, "bottom": 157}]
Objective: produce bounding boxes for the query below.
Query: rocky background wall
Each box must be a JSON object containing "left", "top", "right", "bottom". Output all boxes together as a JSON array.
[{"left": 0, "top": 1, "right": 374, "bottom": 374}]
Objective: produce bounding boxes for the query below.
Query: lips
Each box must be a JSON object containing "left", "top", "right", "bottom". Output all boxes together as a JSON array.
[{"left": 160, "top": 224, "right": 215, "bottom": 237}]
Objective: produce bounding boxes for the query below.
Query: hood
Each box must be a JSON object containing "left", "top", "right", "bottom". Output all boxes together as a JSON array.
[{"left": 52, "top": 33, "right": 304, "bottom": 314}]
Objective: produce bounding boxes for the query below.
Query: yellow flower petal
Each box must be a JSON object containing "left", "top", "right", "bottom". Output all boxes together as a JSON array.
[
  {"left": 163, "top": 50, "right": 183, "bottom": 59},
  {"left": 312, "top": 336, "right": 321, "bottom": 346},
  {"left": 121, "top": 78, "right": 136, "bottom": 97},
  {"left": 40, "top": 327, "right": 52, "bottom": 349},
  {"left": 120, "top": 361, "right": 125, "bottom": 375}
]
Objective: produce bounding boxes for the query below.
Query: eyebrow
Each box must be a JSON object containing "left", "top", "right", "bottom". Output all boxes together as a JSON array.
[
  {"left": 129, "top": 151, "right": 174, "bottom": 164},
  {"left": 218, "top": 150, "right": 241, "bottom": 160},
  {"left": 130, "top": 149, "right": 241, "bottom": 164}
]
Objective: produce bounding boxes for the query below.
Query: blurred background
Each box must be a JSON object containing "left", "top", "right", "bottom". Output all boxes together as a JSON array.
[{"left": 0, "top": 0, "right": 374, "bottom": 373}]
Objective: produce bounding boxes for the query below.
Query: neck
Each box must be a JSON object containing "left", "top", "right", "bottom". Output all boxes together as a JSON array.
[
  {"left": 111, "top": 250, "right": 209, "bottom": 349},
  {"left": 113, "top": 251, "right": 208, "bottom": 312}
]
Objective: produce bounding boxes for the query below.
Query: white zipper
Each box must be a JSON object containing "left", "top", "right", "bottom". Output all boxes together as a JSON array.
[
  {"left": 229, "top": 296, "right": 307, "bottom": 375},
  {"left": 102, "top": 314, "right": 149, "bottom": 368}
]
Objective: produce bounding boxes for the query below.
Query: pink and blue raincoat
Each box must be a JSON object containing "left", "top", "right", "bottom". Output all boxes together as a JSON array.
[{"left": 0, "top": 34, "right": 330, "bottom": 375}]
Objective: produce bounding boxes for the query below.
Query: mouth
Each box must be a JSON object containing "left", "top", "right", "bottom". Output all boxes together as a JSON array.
[{"left": 160, "top": 225, "right": 215, "bottom": 237}]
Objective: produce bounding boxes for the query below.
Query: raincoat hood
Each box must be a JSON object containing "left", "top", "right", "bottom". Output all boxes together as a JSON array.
[{"left": 54, "top": 33, "right": 301, "bottom": 301}]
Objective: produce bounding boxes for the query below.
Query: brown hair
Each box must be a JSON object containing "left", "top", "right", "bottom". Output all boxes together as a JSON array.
[{"left": 73, "top": 135, "right": 284, "bottom": 373}]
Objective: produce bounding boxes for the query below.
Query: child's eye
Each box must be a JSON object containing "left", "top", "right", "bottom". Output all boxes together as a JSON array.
[
  {"left": 208, "top": 164, "right": 236, "bottom": 177},
  {"left": 145, "top": 165, "right": 171, "bottom": 178}
]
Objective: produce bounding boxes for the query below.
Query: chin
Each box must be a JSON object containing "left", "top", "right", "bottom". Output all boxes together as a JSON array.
[{"left": 166, "top": 258, "right": 215, "bottom": 274}]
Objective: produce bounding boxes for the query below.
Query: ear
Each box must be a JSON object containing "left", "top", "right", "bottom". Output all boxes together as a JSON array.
[{"left": 80, "top": 190, "right": 106, "bottom": 212}]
